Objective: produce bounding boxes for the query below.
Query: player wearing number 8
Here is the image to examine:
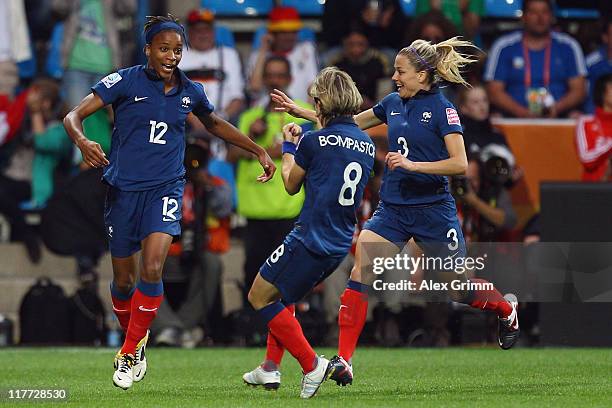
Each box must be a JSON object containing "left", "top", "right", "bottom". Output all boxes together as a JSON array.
[
  {"left": 243, "top": 67, "right": 374, "bottom": 398},
  {"left": 63, "top": 14, "right": 275, "bottom": 391},
  {"left": 271, "top": 37, "right": 520, "bottom": 383}
]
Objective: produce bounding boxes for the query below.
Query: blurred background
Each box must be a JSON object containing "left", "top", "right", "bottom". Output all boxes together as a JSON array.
[{"left": 0, "top": 0, "right": 611, "bottom": 350}]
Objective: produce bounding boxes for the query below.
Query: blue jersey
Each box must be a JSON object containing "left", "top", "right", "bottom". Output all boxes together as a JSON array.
[
  {"left": 484, "top": 31, "right": 587, "bottom": 110},
  {"left": 585, "top": 46, "right": 612, "bottom": 113},
  {"left": 92, "top": 65, "right": 214, "bottom": 191},
  {"left": 372, "top": 88, "right": 462, "bottom": 205},
  {"left": 290, "top": 116, "right": 375, "bottom": 256}
]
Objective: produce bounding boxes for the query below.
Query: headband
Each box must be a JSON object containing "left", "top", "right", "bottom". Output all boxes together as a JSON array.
[
  {"left": 145, "top": 21, "right": 188, "bottom": 46},
  {"left": 407, "top": 46, "right": 434, "bottom": 72}
]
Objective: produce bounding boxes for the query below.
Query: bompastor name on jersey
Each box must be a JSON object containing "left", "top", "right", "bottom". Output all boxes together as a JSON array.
[{"left": 318, "top": 134, "right": 375, "bottom": 158}]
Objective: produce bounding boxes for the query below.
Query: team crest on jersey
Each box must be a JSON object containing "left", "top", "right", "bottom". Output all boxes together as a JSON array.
[
  {"left": 446, "top": 108, "right": 461, "bottom": 126},
  {"left": 181, "top": 96, "right": 191, "bottom": 109},
  {"left": 421, "top": 111, "right": 432, "bottom": 123},
  {"left": 101, "top": 72, "right": 122, "bottom": 88}
]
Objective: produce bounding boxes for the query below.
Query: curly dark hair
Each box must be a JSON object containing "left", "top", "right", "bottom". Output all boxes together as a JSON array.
[
  {"left": 143, "top": 13, "right": 180, "bottom": 35},
  {"left": 594, "top": 74, "right": 612, "bottom": 108}
]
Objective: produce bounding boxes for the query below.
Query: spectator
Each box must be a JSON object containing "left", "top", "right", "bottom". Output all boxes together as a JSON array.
[
  {"left": 584, "top": 18, "right": 612, "bottom": 113},
  {"left": 326, "top": 28, "right": 391, "bottom": 109},
  {"left": 0, "top": 90, "right": 40, "bottom": 262},
  {"left": 51, "top": 0, "right": 137, "bottom": 107},
  {"left": 457, "top": 85, "right": 511, "bottom": 158},
  {"left": 247, "top": 6, "right": 318, "bottom": 104},
  {"left": 322, "top": 0, "right": 407, "bottom": 51},
  {"left": 25, "top": 78, "right": 72, "bottom": 208},
  {"left": 455, "top": 85, "right": 518, "bottom": 242},
  {"left": 415, "top": 0, "right": 484, "bottom": 39},
  {"left": 51, "top": 0, "right": 132, "bottom": 163},
  {"left": 179, "top": 9, "right": 245, "bottom": 122},
  {"left": 406, "top": 10, "right": 459, "bottom": 45},
  {"left": 0, "top": 0, "right": 31, "bottom": 97},
  {"left": 229, "top": 56, "right": 311, "bottom": 300},
  {"left": 484, "top": 0, "right": 587, "bottom": 118},
  {"left": 575, "top": 74, "right": 612, "bottom": 182}
]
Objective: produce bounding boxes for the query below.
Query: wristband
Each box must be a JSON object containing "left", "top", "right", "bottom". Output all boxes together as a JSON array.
[{"left": 282, "top": 141, "right": 297, "bottom": 155}]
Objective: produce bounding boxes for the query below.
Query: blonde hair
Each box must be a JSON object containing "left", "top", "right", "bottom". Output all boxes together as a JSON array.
[
  {"left": 398, "top": 37, "right": 480, "bottom": 87},
  {"left": 309, "top": 67, "right": 363, "bottom": 127}
]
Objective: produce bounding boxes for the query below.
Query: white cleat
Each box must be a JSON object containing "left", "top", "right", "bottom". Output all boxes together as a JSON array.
[
  {"left": 243, "top": 366, "right": 281, "bottom": 390},
  {"left": 113, "top": 354, "right": 135, "bottom": 390},
  {"left": 133, "top": 330, "right": 149, "bottom": 382},
  {"left": 300, "top": 356, "right": 331, "bottom": 399}
]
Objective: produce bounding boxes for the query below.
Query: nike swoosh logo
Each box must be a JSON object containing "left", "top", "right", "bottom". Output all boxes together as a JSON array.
[
  {"left": 134, "top": 96, "right": 148, "bottom": 102},
  {"left": 112, "top": 307, "right": 129, "bottom": 312},
  {"left": 339, "top": 305, "right": 348, "bottom": 309},
  {"left": 390, "top": 111, "right": 401, "bottom": 115},
  {"left": 138, "top": 306, "right": 158, "bottom": 312}
]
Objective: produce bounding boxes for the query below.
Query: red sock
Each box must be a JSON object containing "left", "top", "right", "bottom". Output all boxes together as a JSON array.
[
  {"left": 111, "top": 295, "right": 131, "bottom": 333},
  {"left": 264, "top": 304, "right": 295, "bottom": 368},
  {"left": 338, "top": 287, "right": 368, "bottom": 362},
  {"left": 121, "top": 288, "right": 162, "bottom": 355},
  {"left": 468, "top": 278, "right": 512, "bottom": 318},
  {"left": 267, "top": 306, "right": 316, "bottom": 373}
]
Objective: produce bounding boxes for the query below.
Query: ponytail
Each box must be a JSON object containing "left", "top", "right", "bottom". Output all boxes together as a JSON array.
[{"left": 398, "top": 37, "right": 480, "bottom": 87}]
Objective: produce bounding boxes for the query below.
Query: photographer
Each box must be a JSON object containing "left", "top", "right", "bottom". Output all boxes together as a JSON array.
[{"left": 452, "top": 147, "right": 517, "bottom": 242}]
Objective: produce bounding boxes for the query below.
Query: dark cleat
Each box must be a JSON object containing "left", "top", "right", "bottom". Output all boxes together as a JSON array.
[
  {"left": 498, "top": 293, "right": 520, "bottom": 350},
  {"left": 327, "top": 355, "right": 353, "bottom": 386}
]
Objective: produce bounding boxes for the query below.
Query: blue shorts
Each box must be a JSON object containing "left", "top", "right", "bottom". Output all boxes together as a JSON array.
[
  {"left": 363, "top": 199, "right": 466, "bottom": 258},
  {"left": 104, "top": 178, "right": 184, "bottom": 257},
  {"left": 260, "top": 235, "right": 345, "bottom": 303}
]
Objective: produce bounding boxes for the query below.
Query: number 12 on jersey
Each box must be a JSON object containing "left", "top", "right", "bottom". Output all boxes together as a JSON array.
[{"left": 149, "top": 120, "right": 168, "bottom": 145}]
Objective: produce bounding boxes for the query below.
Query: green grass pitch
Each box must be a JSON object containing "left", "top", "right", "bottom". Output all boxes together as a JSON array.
[{"left": 1, "top": 347, "right": 610, "bottom": 407}]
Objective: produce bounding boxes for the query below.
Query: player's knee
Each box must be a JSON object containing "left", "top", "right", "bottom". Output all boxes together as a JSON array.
[
  {"left": 141, "top": 258, "right": 163, "bottom": 282},
  {"left": 247, "top": 288, "right": 264, "bottom": 310},
  {"left": 349, "top": 266, "right": 362, "bottom": 283}
]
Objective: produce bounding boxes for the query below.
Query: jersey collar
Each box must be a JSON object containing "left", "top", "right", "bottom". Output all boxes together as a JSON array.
[
  {"left": 412, "top": 84, "right": 440, "bottom": 99},
  {"left": 327, "top": 115, "right": 357, "bottom": 126},
  {"left": 143, "top": 65, "right": 189, "bottom": 95}
]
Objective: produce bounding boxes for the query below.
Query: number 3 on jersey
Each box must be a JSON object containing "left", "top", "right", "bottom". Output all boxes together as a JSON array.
[
  {"left": 338, "top": 162, "right": 363, "bottom": 206},
  {"left": 397, "top": 136, "right": 409, "bottom": 157},
  {"left": 149, "top": 120, "right": 168, "bottom": 145}
]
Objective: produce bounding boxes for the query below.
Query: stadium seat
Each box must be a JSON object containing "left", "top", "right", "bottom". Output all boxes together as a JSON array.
[
  {"left": 485, "top": 0, "right": 522, "bottom": 18},
  {"left": 555, "top": 8, "right": 600, "bottom": 19},
  {"left": 251, "top": 26, "right": 316, "bottom": 49},
  {"left": 399, "top": 0, "right": 417, "bottom": 16},
  {"left": 45, "top": 23, "right": 64, "bottom": 79},
  {"left": 201, "top": 0, "right": 273, "bottom": 17},
  {"left": 215, "top": 25, "right": 236, "bottom": 48},
  {"left": 279, "top": 0, "right": 323, "bottom": 16}
]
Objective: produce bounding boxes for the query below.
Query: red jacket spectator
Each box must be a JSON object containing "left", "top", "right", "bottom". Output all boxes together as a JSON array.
[{"left": 575, "top": 108, "right": 612, "bottom": 181}]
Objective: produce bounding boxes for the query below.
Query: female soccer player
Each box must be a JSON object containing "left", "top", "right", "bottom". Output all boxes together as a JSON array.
[
  {"left": 63, "top": 15, "right": 275, "bottom": 390},
  {"left": 242, "top": 67, "right": 374, "bottom": 398},
  {"left": 272, "top": 37, "right": 520, "bottom": 383}
]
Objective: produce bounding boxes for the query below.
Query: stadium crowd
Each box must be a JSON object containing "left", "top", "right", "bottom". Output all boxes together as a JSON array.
[{"left": 1, "top": 0, "right": 611, "bottom": 348}]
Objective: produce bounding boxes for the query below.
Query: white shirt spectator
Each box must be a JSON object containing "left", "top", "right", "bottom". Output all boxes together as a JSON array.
[
  {"left": 179, "top": 46, "right": 245, "bottom": 117},
  {"left": 248, "top": 41, "right": 318, "bottom": 103}
]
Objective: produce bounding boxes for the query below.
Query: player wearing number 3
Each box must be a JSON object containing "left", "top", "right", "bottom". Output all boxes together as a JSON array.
[
  {"left": 242, "top": 67, "right": 374, "bottom": 398},
  {"left": 272, "top": 38, "right": 520, "bottom": 384},
  {"left": 63, "top": 15, "right": 275, "bottom": 390}
]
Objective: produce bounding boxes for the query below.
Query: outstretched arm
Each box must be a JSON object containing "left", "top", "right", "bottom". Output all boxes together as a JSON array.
[
  {"left": 280, "top": 123, "right": 306, "bottom": 195},
  {"left": 196, "top": 111, "right": 276, "bottom": 182},
  {"left": 63, "top": 92, "right": 109, "bottom": 168}
]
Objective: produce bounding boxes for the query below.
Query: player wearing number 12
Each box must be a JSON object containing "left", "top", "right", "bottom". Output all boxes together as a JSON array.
[
  {"left": 63, "top": 14, "right": 275, "bottom": 390},
  {"left": 243, "top": 67, "right": 374, "bottom": 399}
]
